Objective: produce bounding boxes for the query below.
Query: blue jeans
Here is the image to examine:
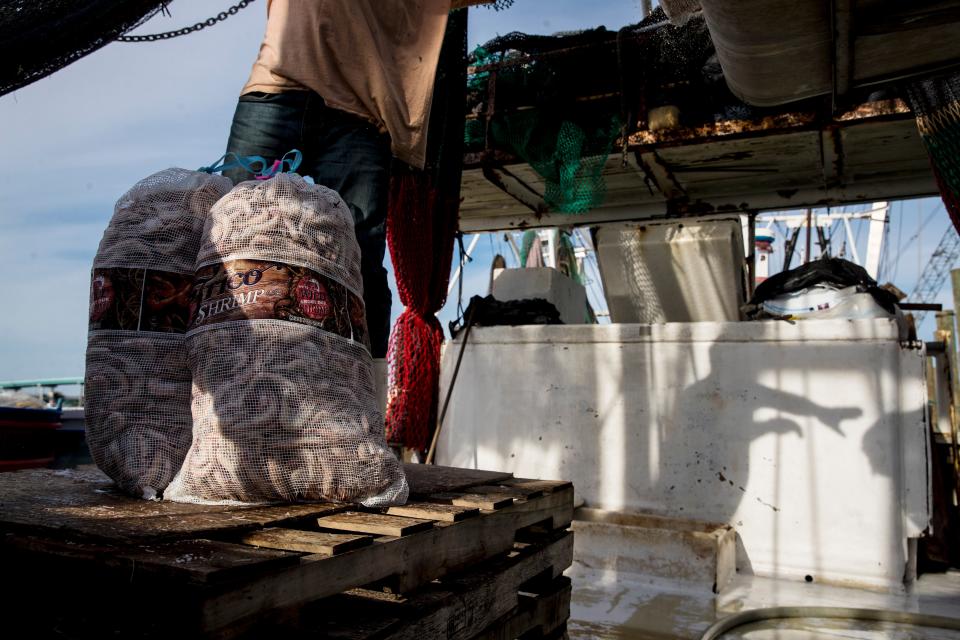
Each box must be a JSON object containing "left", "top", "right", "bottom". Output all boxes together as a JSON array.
[{"left": 224, "top": 90, "right": 392, "bottom": 357}]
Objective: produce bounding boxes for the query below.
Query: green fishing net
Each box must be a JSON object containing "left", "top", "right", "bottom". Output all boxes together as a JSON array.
[{"left": 465, "top": 9, "right": 714, "bottom": 214}]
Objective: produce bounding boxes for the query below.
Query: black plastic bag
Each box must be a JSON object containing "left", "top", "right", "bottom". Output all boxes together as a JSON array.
[
  {"left": 745, "top": 258, "right": 899, "bottom": 317},
  {"left": 449, "top": 295, "right": 562, "bottom": 338}
]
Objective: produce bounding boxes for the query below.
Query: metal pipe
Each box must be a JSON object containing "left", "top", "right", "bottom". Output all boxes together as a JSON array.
[
  {"left": 505, "top": 232, "right": 522, "bottom": 264},
  {"left": 447, "top": 234, "right": 482, "bottom": 297},
  {"left": 782, "top": 226, "right": 802, "bottom": 272},
  {"left": 841, "top": 215, "right": 861, "bottom": 264}
]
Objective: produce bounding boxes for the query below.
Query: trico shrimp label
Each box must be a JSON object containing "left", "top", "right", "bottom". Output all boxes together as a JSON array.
[
  {"left": 188, "top": 259, "right": 367, "bottom": 343},
  {"left": 89, "top": 268, "right": 194, "bottom": 333}
]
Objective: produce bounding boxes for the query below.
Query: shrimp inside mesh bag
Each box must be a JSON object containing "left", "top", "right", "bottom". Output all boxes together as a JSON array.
[
  {"left": 85, "top": 168, "right": 234, "bottom": 499},
  {"left": 164, "top": 173, "right": 408, "bottom": 506}
]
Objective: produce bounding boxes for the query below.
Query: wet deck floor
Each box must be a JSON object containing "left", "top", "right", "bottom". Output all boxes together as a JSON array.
[{"left": 568, "top": 566, "right": 960, "bottom": 640}]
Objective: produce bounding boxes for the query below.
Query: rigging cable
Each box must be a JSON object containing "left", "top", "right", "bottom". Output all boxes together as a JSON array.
[{"left": 891, "top": 200, "right": 906, "bottom": 282}]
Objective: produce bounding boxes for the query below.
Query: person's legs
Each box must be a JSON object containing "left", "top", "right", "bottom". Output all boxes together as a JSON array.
[
  {"left": 223, "top": 91, "right": 307, "bottom": 184},
  {"left": 223, "top": 91, "right": 393, "bottom": 357},
  {"left": 303, "top": 95, "right": 393, "bottom": 358}
]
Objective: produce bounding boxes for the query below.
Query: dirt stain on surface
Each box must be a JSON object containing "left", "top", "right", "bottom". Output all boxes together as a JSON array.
[{"left": 756, "top": 496, "right": 780, "bottom": 512}]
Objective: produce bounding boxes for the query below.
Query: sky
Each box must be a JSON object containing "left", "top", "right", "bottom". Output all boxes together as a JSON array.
[{"left": 0, "top": 0, "right": 954, "bottom": 387}]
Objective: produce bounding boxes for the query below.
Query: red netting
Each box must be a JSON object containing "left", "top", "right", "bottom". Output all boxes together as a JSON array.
[
  {"left": 385, "top": 172, "right": 458, "bottom": 451},
  {"left": 384, "top": 9, "right": 466, "bottom": 452},
  {"left": 907, "top": 71, "right": 960, "bottom": 235}
]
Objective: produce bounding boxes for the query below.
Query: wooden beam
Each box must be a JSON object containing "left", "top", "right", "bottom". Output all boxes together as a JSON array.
[
  {"left": 241, "top": 529, "right": 372, "bottom": 556},
  {"left": 469, "top": 485, "right": 544, "bottom": 499},
  {"left": 458, "top": 177, "right": 935, "bottom": 233},
  {"left": 317, "top": 512, "right": 435, "bottom": 537},
  {"left": 404, "top": 463, "right": 514, "bottom": 497},
  {"left": 386, "top": 503, "right": 480, "bottom": 522},
  {"left": 631, "top": 150, "right": 687, "bottom": 200},
  {"left": 830, "top": 0, "right": 854, "bottom": 104},
  {"left": 482, "top": 164, "right": 550, "bottom": 214},
  {"left": 198, "top": 487, "right": 575, "bottom": 632},
  {"left": 290, "top": 536, "right": 574, "bottom": 640},
  {"left": 819, "top": 127, "right": 843, "bottom": 188},
  {"left": 430, "top": 492, "right": 515, "bottom": 510},
  {"left": 2, "top": 536, "right": 300, "bottom": 585}
]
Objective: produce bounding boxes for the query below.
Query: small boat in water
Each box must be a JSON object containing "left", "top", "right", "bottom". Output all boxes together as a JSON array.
[{"left": 0, "top": 404, "right": 62, "bottom": 472}]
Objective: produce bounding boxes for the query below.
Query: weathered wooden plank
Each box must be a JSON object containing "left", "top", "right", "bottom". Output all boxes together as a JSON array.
[
  {"left": 2, "top": 535, "right": 299, "bottom": 585},
  {"left": 198, "top": 486, "right": 575, "bottom": 633},
  {"left": 299, "top": 534, "right": 574, "bottom": 640},
  {"left": 403, "top": 463, "right": 514, "bottom": 497},
  {"left": 0, "top": 466, "right": 348, "bottom": 542},
  {"left": 428, "top": 491, "right": 514, "bottom": 511},
  {"left": 473, "top": 577, "right": 572, "bottom": 640},
  {"left": 469, "top": 484, "right": 545, "bottom": 500},
  {"left": 501, "top": 478, "right": 574, "bottom": 495},
  {"left": 459, "top": 105, "right": 934, "bottom": 231},
  {"left": 0, "top": 464, "right": 514, "bottom": 543},
  {"left": 240, "top": 528, "right": 372, "bottom": 556},
  {"left": 124, "top": 539, "right": 302, "bottom": 584},
  {"left": 386, "top": 502, "right": 479, "bottom": 522},
  {"left": 318, "top": 512, "right": 435, "bottom": 537}
]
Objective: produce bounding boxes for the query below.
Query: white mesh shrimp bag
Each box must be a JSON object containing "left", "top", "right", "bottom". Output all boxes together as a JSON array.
[
  {"left": 164, "top": 173, "right": 408, "bottom": 506},
  {"left": 85, "top": 168, "right": 233, "bottom": 499}
]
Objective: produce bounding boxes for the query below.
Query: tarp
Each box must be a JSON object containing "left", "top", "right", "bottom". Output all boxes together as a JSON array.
[{"left": 745, "top": 257, "right": 899, "bottom": 317}]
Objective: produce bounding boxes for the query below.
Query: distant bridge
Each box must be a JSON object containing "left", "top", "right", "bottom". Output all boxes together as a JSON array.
[{"left": 0, "top": 377, "right": 84, "bottom": 390}]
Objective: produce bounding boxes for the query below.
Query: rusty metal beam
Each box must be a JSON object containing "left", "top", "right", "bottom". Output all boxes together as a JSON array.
[
  {"left": 481, "top": 163, "right": 549, "bottom": 215},
  {"left": 628, "top": 99, "right": 910, "bottom": 149},
  {"left": 819, "top": 126, "right": 844, "bottom": 188},
  {"left": 457, "top": 174, "right": 935, "bottom": 233},
  {"left": 830, "top": 0, "right": 854, "bottom": 107},
  {"left": 458, "top": 98, "right": 926, "bottom": 233},
  {"left": 629, "top": 150, "right": 687, "bottom": 201}
]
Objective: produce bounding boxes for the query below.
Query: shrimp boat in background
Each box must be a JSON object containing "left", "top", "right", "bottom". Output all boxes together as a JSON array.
[
  {"left": 431, "top": 1, "right": 960, "bottom": 637},
  {"left": 0, "top": 378, "right": 88, "bottom": 471}
]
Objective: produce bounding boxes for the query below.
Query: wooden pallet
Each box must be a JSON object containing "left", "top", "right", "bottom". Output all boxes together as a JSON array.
[
  {"left": 0, "top": 464, "right": 574, "bottom": 638},
  {"left": 249, "top": 533, "right": 573, "bottom": 640}
]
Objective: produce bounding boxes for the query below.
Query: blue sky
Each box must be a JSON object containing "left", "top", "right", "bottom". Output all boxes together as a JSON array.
[{"left": 0, "top": 0, "right": 954, "bottom": 385}]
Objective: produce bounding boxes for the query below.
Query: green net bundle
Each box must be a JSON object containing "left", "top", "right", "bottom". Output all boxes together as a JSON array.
[{"left": 465, "top": 8, "right": 714, "bottom": 214}]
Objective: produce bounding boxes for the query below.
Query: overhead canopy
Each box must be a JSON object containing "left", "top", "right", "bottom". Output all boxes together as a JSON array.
[
  {"left": 457, "top": 6, "right": 950, "bottom": 232},
  {"left": 459, "top": 98, "right": 934, "bottom": 233}
]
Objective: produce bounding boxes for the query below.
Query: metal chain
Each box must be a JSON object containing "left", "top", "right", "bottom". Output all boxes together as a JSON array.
[{"left": 117, "top": 0, "right": 257, "bottom": 43}]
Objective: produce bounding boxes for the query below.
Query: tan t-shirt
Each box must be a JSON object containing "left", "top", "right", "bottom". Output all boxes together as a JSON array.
[{"left": 242, "top": 0, "right": 452, "bottom": 169}]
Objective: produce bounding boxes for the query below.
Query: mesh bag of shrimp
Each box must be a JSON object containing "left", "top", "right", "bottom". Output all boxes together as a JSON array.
[
  {"left": 164, "top": 172, "right": 408, "bottom": 506},
  {"left": 85, "top": 168, "right": 234, "bottom": 499}
]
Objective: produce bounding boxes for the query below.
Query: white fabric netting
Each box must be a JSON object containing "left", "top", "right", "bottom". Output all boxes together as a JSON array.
[
  {"left": 85, "top": 168, "right": 233, "bottom": 499},
  {"left": 165, "top": 173, "right": 408, "bottom": 506},
  {"left": 195, "top": 172, "right": 362, "bottom": 294}
]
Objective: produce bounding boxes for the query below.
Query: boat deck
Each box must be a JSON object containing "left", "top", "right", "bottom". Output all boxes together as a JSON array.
[{"left": 569, "top": 565, "right": 960, "bottom": 640}]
